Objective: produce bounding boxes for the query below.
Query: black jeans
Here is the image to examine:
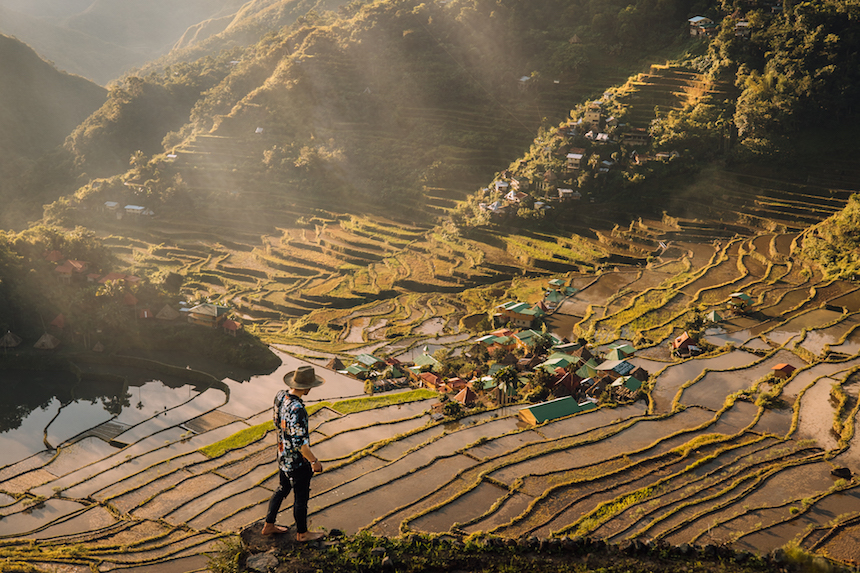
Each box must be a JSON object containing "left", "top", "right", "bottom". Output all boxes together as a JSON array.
[{"left": 265, "top": 460, "right": 313, "bottom": 533}]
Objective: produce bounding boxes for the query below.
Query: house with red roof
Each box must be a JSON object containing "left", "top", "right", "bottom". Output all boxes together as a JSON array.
[
  {"left": 771, "top": 363, "right": 797, "bottom": 379},
  {"left": 419, "top": 372, "right": 443, "bottom": 391},
  {"left": 454, "top": 387, "right": 478, "bottom": 406},
  {"left": 222, "top": 319, "right": 242, "bottom": 336}
]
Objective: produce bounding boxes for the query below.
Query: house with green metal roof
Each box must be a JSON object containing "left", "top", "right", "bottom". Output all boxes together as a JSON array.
[
  {"left": 576, "top": 359, "right": 599, "bottom": 379},
  {"left": 548, "top": 278, "right": 566, "bottom": 288},
  {"left": 345, "top": 364, "right": 371, "bottom": 378},
  {"left": 514, "top": 329, "right": 562, "bottom": 350},
  {"left": 608, "top": 343, "right": 636, "bottom": 356},
  {"left": 413, "top": 353, "right": 442, "bottom": 372},
  {"left": 611, "top": 375, "right": 642, "bottom": 392},
  {"left": 518, "top": 396, "right": 597, "bottom": 425},
  {"left": 539, "top": 353, "right": 582, "bottom": 372},
  {"left": 496, "top": 300, "right": 546, "bottom": 328},
  {"left": 729, "top": 292, "right": 753, "bottom": 311},
  {"left": 603, "top": 348, "right": 627, "bottom": 361},
  {"left": 355, "top": 353, "right": 384, "bottom": 368},
  {"left": 544, "top": 289, "right": 565, "bottom": 309}
]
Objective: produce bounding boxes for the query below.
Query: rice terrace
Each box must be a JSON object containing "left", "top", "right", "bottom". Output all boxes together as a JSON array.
[
  {"left": 2, "top": 0, "right": 860, "bottom": 571},
  {"left": 6, "top": 75, "right": 860, "bottom": 572}
]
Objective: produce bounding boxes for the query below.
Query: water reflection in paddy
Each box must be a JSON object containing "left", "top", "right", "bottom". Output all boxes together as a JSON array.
[
  {"left": 704, "top": 328, "right": 755, "bottom": 347},
  {"left": 681, "top": 351, "right": 802, "bottom": 411},
  {"left": 829, "top": 326, "right": 860, "bottom": 355},
  {"left": 800, "top": 315, "right": 860, "bottom": 355},
  {"left": 765, "top": 309, "right": 844, "bottom": 347},
  {"left": 649, "top": 350, "right": 761, "bottom": 413}
]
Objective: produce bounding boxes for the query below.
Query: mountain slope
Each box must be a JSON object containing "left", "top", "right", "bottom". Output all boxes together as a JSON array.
[
  {"left": 0, "top": 33, "right": 105, "bottom": 173},
  {"left": 0, "top": 0, "right": 250, "bottom": 83}
]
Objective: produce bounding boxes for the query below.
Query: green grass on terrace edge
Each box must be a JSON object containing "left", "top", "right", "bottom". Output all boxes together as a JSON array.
[{"left": 198, "top": 389, "right": 438, "bottom": 458}]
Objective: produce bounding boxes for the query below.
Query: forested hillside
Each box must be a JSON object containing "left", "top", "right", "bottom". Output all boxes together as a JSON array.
[
  {"left": 58, "top": 0, "right": 698, "bottom": 209},
  {"left": 0, "top": 34, "right": 106, "bottom": 228}
]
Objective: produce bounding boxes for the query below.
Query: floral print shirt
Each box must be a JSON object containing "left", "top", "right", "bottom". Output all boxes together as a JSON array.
[{"left": 274, "top": 390, "right": 310, "bottom": 474}]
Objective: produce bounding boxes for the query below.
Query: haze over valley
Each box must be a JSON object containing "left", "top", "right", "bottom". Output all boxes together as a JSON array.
[{"left": 2, "top": 0, "right": 860, "bottom": 571}]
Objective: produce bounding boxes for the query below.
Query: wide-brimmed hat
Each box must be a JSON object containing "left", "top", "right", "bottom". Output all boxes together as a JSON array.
[{"left": 284, "top": 365, "right": 325, "bottom": 389}]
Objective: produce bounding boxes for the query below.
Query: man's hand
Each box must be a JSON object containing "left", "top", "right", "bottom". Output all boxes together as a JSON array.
[{"left": 311, "top": 459, "right": 323, "bottom": 473}]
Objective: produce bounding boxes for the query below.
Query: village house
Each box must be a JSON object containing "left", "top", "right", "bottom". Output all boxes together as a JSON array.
[
  {"left": 771, "top": 363, "right": 797, "bottom": 379},
  {"left": 671, "top": 331, "right": 701, "bottom": 357},
  {"left": 688, "top": 16, "right": 716, "bottom": 36},
  {"left": 187, "top": 303, "right": 230, "bottom": 328},
  {"left": 575, "top": 359, "right": 600, "bottom": 380},
  {"left": 539, "top": 352, "right": 582, "bottom": 372},
  {"left": 519, "top": 396, "right": 596, "bottom": 425},
  {"left": 610, "top": 375, "right": 643, "bottom": 401},
  {"left": 411, "top": 353, "right": 442, "bottom": 374},
  {"left": 54, "top": 263, "right": 74, "bottom": 284},
  {"left": 729, "top": 292, "right": 753, "bottom": 312},
  {"left": 584, "top": 101, "right": 602, "bottom": 128},
  {"left": 419, "top": 372, "right": 443, "bottom": 391},
  {"left": 157, "top": 304, "right": 181, "bottom": 321},
  {"left": 454, "top": 387, "right": 478, "bottom": 406},
  {"left": 623, "top": 128, "right": 651, "bottom": 147},
  {"left": 446, "top": 377, "right": 468, "bottom": 392},
  {"left": 54, "top": 260, "right": 89, "bottom": 284},
  {"left": 606, "top": 342, "right": 635, "bottom": 358},
  {"left": 495, "top": 301, "right": 545, "bottom": 328},
  {"left": 476, "top": 332, "right": 515, "bottom": 355},
  {"left": 505, "top": 189, "right": 529, "bottom": 203},
  {"left": 517, "top": 354, "right": 543, "bottom": 371},
  {"left": 222, "top": 319, "right": 242, "bottom": 336},
  {"left": 595, "top": 358, "right": 636, "bottom": 380},
  {"left": 345, "top": 364, "right": 370, "bottom": 379},
  {"left": 510, "top": 177, "right": 531, "bottom": 192},
  {"left": 554, "top": 341, "right": 585, "bottom": 356},
  {"left": 44, "top": 250, "right": 63, "bottom": 262},
  {"left": 50, "top": 314, "right": 65, "bottom": 330},
  {"left": 513, "top": 329, "right": 561, "bottom": 351},
  {"left": 125, "top": 205, "right": 154, "bottom": 216},
  {"left": 549, "top": 370, "right": 582, "bottom": 397},
  {"left": 355, "top": 353, "right": 385, "bottom": 370},
  {"left": 566, "top": 148, "right": 586, "bottom": 170},
  {"left": 0, "top": 331, "right": 22, "bottom": 348},
  {"left": 543, "top": 289, "right": 565, "bottom": 310}
]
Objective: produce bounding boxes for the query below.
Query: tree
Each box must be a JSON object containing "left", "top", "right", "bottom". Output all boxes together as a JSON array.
[{"left": 493, "top": 365, "right": 520, "bottom": 405}]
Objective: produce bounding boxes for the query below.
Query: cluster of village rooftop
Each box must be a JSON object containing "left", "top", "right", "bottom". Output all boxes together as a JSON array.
[
  {"left": 334, "top": 331, "right": 649, "bottom": 426},
  {"left": 0, "top": 250, "right": 244, "bottom": 352},
  {"left": 330, "top": 280, "right": 783, "bottom": 426},
  {"left": 478, "top": 11, "right": 768, "bottom": 219},
  {"left": 478, "top": 92, "right": 674, "bottom": 217}
]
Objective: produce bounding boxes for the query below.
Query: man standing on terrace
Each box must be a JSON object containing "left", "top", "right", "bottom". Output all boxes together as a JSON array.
[{"left": 262, "top": 366, "right": 326, "bottom": 541}]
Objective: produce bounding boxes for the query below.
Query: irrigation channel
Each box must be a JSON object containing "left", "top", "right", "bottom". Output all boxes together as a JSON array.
[{"left": 4, "top": 231, "right": 860, "bottom": 571}]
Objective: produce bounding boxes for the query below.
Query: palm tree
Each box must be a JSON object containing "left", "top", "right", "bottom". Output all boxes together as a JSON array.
[{"left": 493, "top": 365, "right": 519, "bottom": 408}]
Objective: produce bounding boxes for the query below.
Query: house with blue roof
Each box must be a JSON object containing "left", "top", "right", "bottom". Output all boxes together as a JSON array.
[{"left": 596, "top": 359, "right": 636, "bottom": 379}]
